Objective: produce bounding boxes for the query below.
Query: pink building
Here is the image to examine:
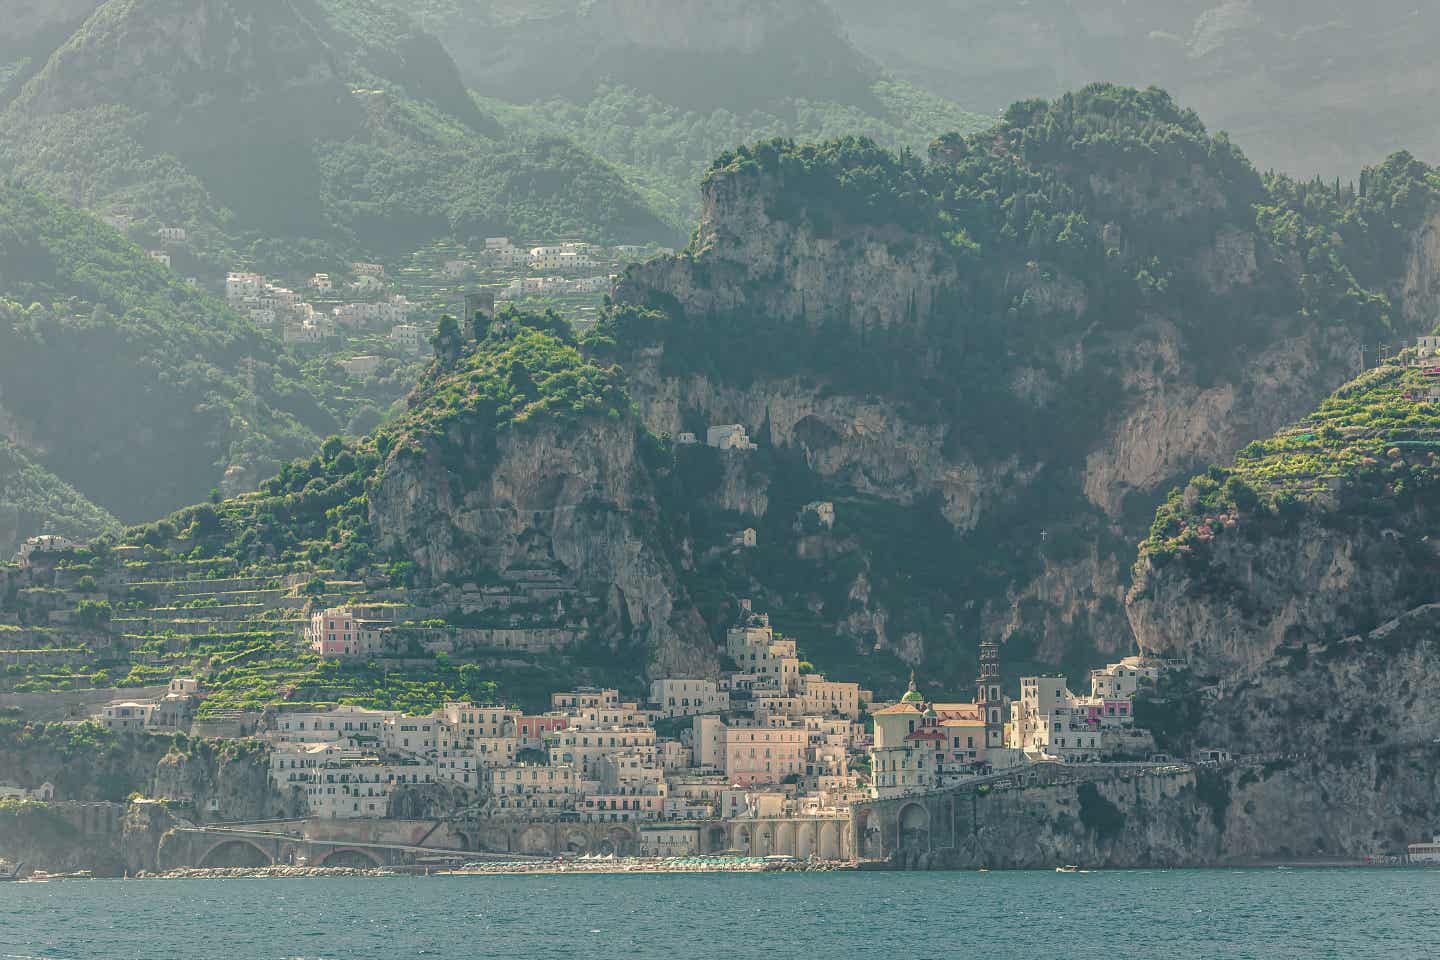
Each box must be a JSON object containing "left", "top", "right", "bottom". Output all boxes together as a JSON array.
[
  {"left": 722, "top": 726, "right": 807, "bottom": 786},
  {"left": 517, "top": 715, "right": 568, "bottom": 751},
  {"left": 307, "top": 607, "right": 386, "bottom": 659}
]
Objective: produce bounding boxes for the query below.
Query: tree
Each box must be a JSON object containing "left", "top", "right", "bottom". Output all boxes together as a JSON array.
[
  {"left": 76, "top": 599, "right": 113, "bottom": 628},
  {"left": 302, "top": 577, "right": 327, "bottom": 597},
  {"left": 431, "top": 315, "right": 464, "bottom": 366}
]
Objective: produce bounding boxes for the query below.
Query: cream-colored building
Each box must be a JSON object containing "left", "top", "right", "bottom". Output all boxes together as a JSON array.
[
  {"left": 270, "top": 706, "right": 394, "bottom": 745},
  {"left": 800, "top": 675, "right": 866, "bottom": 720},
  {"left": 650, "top": 677, "right": 729, "bottom": 718},
  {"left": 721, "top": 723, "right": 807, "bottom": 786},
  {"left": 98, "top": 700, "right": 157, "bottom": 732},
  {"left": 548, "top": 725, "right": 656, "bottom": 777},
  {"left": 305, "top": 756, "right": 434, "bottom": 819},
  {"left": 726, "top": 612, "right": 801, "bottom": 695},
  {"left": 488, "top": 764, "right": 578, "bottom": 816}
]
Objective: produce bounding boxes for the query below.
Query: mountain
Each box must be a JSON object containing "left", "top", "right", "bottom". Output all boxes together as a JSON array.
[
  {"left": 1125, "top": 355, "right": 1440, "bottom": 859},
  {"left": 0, "top": 177, "right": 339, "bottom": 522},
  {"left": 14, "top": 86, "right": 1440, "bottom": 711},
  {"left": 405, "top": 0, "right": 992, "bottom": 226},
  {"left": 0, "top": 438, "right": 121, "bottom": 557},
  {"left": 0, "top": 0, "right": 674, "bottom": 263},
  {"left": 602, "top": 89, "right": 1440, "bottom": 689},
  {"left": 826, "top": 0, "right": 1440, "bottom": 183}
]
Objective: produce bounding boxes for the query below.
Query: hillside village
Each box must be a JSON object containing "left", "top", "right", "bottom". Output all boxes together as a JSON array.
[{"left": 1, "top": 520, "right": 1175, "bottom": 862}]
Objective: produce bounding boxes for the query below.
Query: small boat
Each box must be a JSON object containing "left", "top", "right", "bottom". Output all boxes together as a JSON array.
[
  {"left": 0, "top": 860, "right": 26, "bottom": 881},
  {"left": 1055, "top": 865, "right": 1079, "bottom": 873}
]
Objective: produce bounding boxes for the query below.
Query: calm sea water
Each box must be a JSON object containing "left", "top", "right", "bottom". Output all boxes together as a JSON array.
[{"left": 2, "top": 869, "right": 1437, "bottom": 959}]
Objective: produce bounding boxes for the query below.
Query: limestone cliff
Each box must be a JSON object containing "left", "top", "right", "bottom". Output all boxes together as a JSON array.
[
  {"left": 369, "top": 414, "right": 715, "bottom": 678},
  {"left": 605, "top": 90, "right": 1437, "bottom": 689},
  {"left": 1123, "top": 364, "right": 1440, "bottom": 854}
]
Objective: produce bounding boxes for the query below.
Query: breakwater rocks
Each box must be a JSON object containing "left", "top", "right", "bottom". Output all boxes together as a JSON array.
[
  {"left": 132, "top": 857, "right": 854, "bottom": 880},
  {"left": 439, "top": 856, "right": 853, "bottom": 876},
  {"left": 139, "top": 866, "right": 397, "bottom": 880}
]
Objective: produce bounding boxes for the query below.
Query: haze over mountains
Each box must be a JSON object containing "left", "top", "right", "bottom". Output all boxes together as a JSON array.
[{"left": 827, "top": 0, "right": 1440, "bottom": 181}]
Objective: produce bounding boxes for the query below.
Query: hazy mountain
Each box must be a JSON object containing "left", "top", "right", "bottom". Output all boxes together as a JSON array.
[
  {"left": 402, "top": 0, "right": 992, "bottom": 225},
  {"left": 0, "top": 0, "right": 674, "bottom": 261},
  {"left": 826, "top": 0, "right": 1440, "bottom": 181},
  {"left": 0, "top": 177, "right": 338, "bottom": 521},
  {"left": 0, "top": 437, "right": 121, "bottom": 558}
]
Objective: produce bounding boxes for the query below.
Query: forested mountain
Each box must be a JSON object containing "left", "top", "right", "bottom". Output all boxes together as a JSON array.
[
  {"left": 79, "top": 86, "right": 1440, "bottom": 701},
  {"left": 0, "top": 178, "right": 341, "bottom": 522},
  {"left": 0, "top": 0, "right": 675, "bottom": 265},
  {"left": 603, "top": 87, "right": 1440, "bottom": 688},
  {"left": 826, "top": 0, "right": 1440, "bottom": 182},
  {"left": 0, "top": 438, "right": 120, "bottom": 557},
  {"left": 402, "top": 0, "right": 991, "bottom": 226}
]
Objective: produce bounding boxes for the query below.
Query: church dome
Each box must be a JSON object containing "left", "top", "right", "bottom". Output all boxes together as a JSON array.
[{"left": 900, "top": 674, "right": 924, "bottom": 703}]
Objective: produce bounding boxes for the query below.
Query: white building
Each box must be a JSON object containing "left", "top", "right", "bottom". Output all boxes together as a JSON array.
[
  {"left": 226, "top": 272, "right": 264, "bottom": 305},
  {"left": 311, "top": 273, "right": 333, "bottom": 292},
  {"left": 158, "top": 226, "right": 187, "bottom": 243},
  {"left": 98, "top": 700, "right": 158, "bottom": 732},
  {"left": 14, "top": 535, "right": 80, "bottom": 567},
  {"left": 706, "top": 424, "right": 757, "bottom": 450},
  {"left": 305, "top": 756, "right": 434, "bottom": 819},
  {"left": 270, "top": 706, "right": 396, "bottom": 745},
  {"left": 390, "top": 323, "right": 424, "bottom": 353},
  {"left": 341, "top": 355, "right": 382, "bottom": 379},
  {"left": 650, "top": 678, "right": 729, "bottom": 718}
]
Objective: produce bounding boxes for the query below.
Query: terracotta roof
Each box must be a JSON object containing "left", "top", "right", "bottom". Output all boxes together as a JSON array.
[
  {"left": 932, "top": 703, "right": 983, "bottom": 722},
  {"left": 871, "top": 703, "right": 922, "bottom": 716}
]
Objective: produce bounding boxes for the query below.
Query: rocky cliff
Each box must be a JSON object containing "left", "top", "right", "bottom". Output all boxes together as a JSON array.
[
  {"left": 369, "top": 409, "right": 715, "bottom": 678},
  {"left": 605, "top": 88, "right": 1439, "bottom": 690},
  {"left": 1123, "top": 362, "right": 1440, "bottom": 853}
]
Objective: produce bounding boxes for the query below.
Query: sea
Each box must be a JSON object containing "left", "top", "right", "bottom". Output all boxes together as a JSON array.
[{"left": 2, "top": 869, "right": 1438, "bottom": 959}]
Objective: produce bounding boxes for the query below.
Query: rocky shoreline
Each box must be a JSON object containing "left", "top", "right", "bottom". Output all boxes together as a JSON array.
[{"left": 123, "top": 857, "right": 856, "bottom": 880}]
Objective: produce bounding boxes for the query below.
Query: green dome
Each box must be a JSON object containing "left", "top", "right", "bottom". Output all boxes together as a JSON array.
[{"left": 900, "top": 674, "right": 924, "bottom": 703}]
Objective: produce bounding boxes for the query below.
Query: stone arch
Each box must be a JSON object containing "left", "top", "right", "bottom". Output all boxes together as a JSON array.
[
  {"left": 454, "top": 832, "right": 473, "bottom": 852},
  {"left": 317, "top": 847, "right": 382, "bottom": 868},
  {"left": 200, "top": 839, "right": 274, "bottom": 869},
  {"left": 818, "top": 820, "right": 841, "bottom": 861},
  {"left": 607, "top": 827, "right": 633, "bottom": 857},
  {"left": 707, "top": 826, "right": 727, "bottom": 852},
  {"left": 774, "top": 821, "right": 796, "bottom": 857},
  {"left": 519, "top": 825, "right": 551, "bottom": 855},
  {"left": 899, "top": 802, "right": 931, "bottom": 851},
  {"left": 795, "top": 822, "right": 816, "bottom": 859},
  {"left": 564, "top": 831, "right": 589, "bottom": 854},
  {"left": 755, "top": 824, "right": 774, "bottom": 856},
  {"left": 735, "top": 825, "right": 753, "bottom": 854},
  {"left": 855, "top": 809, "right": 883, "bottom": 860}
]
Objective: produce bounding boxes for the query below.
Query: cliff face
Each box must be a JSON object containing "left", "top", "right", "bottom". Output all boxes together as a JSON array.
[
  {"left": 608, "top": 103, "right": 1434, "bottom": 687},
  {"left": 1122, "top": 362, "right": 1440, "bottom": 855},
  {"left": 369, "top": 415, "right": 715, "bottom": 677}
]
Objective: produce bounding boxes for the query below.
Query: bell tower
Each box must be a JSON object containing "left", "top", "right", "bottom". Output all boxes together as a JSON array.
[{"left": 976, "top": 639, "right": 1004, "bottom": 749}]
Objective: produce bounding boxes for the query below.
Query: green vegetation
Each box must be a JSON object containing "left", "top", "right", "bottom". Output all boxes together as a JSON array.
[
  {"left": 0, "top": 438, "right": 121, "bottom": 557},
  {"left": 0, "top": 0, "right": 674, "bottom": 269},
  {"left": 479, "top": 79, "right": 992, "bottom": 229},
  {"left": 1143, "top": 364, "right": 1440, "bottom": 568},
  {"left": 132, "top": 308, "right": 633, "bottom": 574},
  {"left": 0, "top": 179, "right": 340, "bottom": 521}
]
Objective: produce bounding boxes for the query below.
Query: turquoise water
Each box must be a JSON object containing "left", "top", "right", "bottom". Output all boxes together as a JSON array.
[{"left": 2, "top": 869, "right": 1438, "bottom": 959}]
